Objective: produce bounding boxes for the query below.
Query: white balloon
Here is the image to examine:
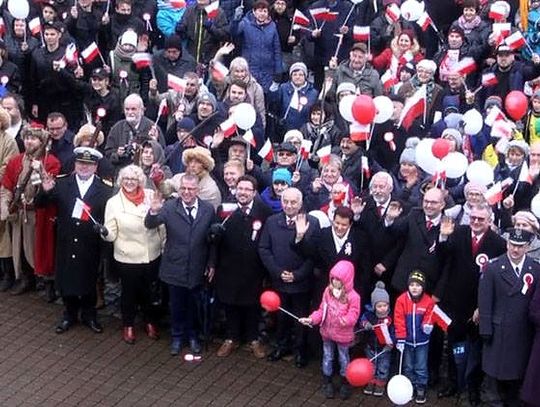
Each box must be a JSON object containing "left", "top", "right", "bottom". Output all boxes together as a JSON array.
[
  {"left": 8, "top": 0, "right": 29, "bottom": 19},
  {"left": 463, "top": 109, "right": 483, "bottom": 135},
  {"left": 309, "top": 210, "right": 331, "bottom": 228},
  {"left": 466, "top": 160, "right": 494, "bottom": 186},
  {"left": 415, "top": 138, "right": 440, "bottom": 175},
  {"left": 350, "top": 0, "right": 365, "bottom": 4},
  {"left": 400, "top": 0, "right": 425, "bottom": 22},
  {"left": 531, "top": 194, "right": 540, "bottom": 218},
  {"left": 387, "top": 375, "right": 414, "bottom": 405},
  {"left": 373, "top": 96, "right": 394, "bottom": 124},
  {"left": 338, "top": 94, "right": 356, "bottom": 123},
  {"left": 442, "top": 152, "right": 468, "bottom": 178},
  {"left": 232, "top": 103, "right": 256, "bottom": 130}
]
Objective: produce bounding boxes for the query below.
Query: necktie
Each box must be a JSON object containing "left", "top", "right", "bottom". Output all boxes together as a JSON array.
[
  {"left": 471, "top": 236, "right": 480, "bottom": 256},
  {"left": 377, "top": 205, "right": 384, "bottom": 217},
  {"left": 515, "top": 267, "right": 520, "bottom": 278},
  {"left": 241, "top": 206, "right": 249, "bottom": 216},
  {"left": 287, "top": 218, "right": 294, "bottom": 227},
  {"left": 426, "top": 220, "right": 433, "bottom": 231},
  {"left": 186, "top": 206, "right": 194, "bottom": 223}
]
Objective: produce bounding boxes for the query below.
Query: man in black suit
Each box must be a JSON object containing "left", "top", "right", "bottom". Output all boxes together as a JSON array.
[
  {"left": 437, "top": 204, "right": 507, "bottom": 405},
  {"left": 213, "top": 175, "right": 273, "bottom": 359},
  {"left": 38, "top": 147, "right": 112, "bottom": 334}
]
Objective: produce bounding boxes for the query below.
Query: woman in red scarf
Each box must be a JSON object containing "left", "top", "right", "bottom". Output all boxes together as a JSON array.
[{"left": 102, "top": 165, "right": 164, "bottom": 344}]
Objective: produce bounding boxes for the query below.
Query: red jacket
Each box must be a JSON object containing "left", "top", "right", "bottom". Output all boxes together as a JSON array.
[{"left": 394, "top": 291, "right": 435, "bottom": 347}]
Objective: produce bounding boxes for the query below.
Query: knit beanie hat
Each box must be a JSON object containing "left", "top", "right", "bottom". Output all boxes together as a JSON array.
[
  {"left": 289, "top": 62, "right": 308, "bottom": 77},
  {"left": 272, "top": 168, "right": 292, "bottom": 185},
  {"left": 400, "top": 137, "right": 420, "bottom": 164},
  {"left": 371, "top": 281, "right": 390, "bottom": 308},
  {"left": 197, "top": 92, "right": 217, "bottom": 110},
  {"left": 176, "top": 117, "right": 195, "bottom": 131},
  {"left": 408, "top": 270, "right": 426, "bottom": 288},
  {"left": 164, "top": 34, "right": 182, "bottom": 50},
  {"left": 441, "top": 128, "right": 463, "bottom": 150},
  {"left": 484, "top": 95, "right": 503, "bottom": 111},
  {"left": 336, "top": 82, "right": 356, "bottom": 96}
]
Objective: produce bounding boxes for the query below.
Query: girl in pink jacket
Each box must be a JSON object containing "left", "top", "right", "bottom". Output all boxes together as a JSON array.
[{"left": 299, "top": 260, "right": 361, "bottom": 400}]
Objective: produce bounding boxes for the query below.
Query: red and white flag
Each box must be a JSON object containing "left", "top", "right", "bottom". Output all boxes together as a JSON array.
[
  {"left": 385, "top": 3, "right": 401, "bottom": 23},
  {"left": 484, "top": 105, "right": 507, "bottom": 126},
  {"left": 453, "top": 57, "right": 477, "bottom": 75},
  {"left": 300, "top": 139, "right": 312, "bottom": 159},
  {"left": 353, "top": 26, "right": 370, "bottom": 41},
  {"left": 211, "top": 60, "right": 229, "bottom": 81},
  {"left": 399, "top": 51, "right": 414, "bottom": 65},
  {"left": 374, "top": 323, "right": 393, "bottom": 346},
  {"left": 321, "top": 11, "right": 339, "bottom": 21},
  {"left": 361, "top": 156, "right": 370, "bottom": 178},
  {"left": 350, "top": 122, "right": 370, "bottom": 141},
  {"left": 220, "top": 117, "right": 237, "bottom": 138},
  {"left": 505, "top": 31, "right": 526, "bottom": 50},
  {"left": 489, "top": 3, "right": 507, "bottom": 20},
  {"left": 64, "top": 43, "right": 79, "bottom": 65},
  {"left": 431, "top": 305, "right": 452, "bottom": 332},
  {"left": 381, "top": 70, "right": 397, "bottom": 90},
  {"left": 492, "top": 22, "right": 511, "bottom": 36},
  {"left": 156, "top": 99, "right": 168, "bottom": 120},
  {"left": 518, "top": 161, "right": 533, "bottom": 184},
  {"left": 398, "top": 85, "right": 426, "bottom": 130},
  {"left": 491, "top": 119, "right": 514, "bottom": 139},
  {"left": 219, "top": 202, "right": 238, "bottom": 219},
  {"left": 316, "top": 145, "right": 332, "bottom": 165},
  {"left": 72, "top": 198, "right": 91, "bottom": 221},
  {"left": 310, "top": 7, "right": 329, "bottom": 22},
  {"left": 132, "top": 53, "right": 153, "bottom": 69},
  {"left": 0, "top": 17, "right": 5, "bottom": 37},
  {"left": 170, "top": 0, "right": 186, "bottom": 8},
  {"left": 292, "top": 9, "right": 310, "bottom": 26},
  {"left": 81, "top": 42, "right": 100, "bottom": 64},
  {"left": 485, "top": 182, "right": 503, "bottom": 205},
  {"left": 242, "top": 129, "right": 256, "bottom": 147},
  {"left": 416, "top": 12, "right": 432, "bottom": 32},
  {"left": 205, "top": 1, "right": 219, "bottom": 19},
  {"left": 258, "top": 139, "right": 273, "bottom": 162},
  {"left": 29, "top": 17, "right": 42, "bottom": 36},
  {"left": 167, "top": 73, "right": 187, "bottom": 93},
  {"left": 482, "top": 72, "right": 498, "bottom": 87}
]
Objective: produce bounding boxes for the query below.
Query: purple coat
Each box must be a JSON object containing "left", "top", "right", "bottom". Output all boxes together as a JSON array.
[{"left": 523, "top": 282, "right": 540, "bottom": 406}]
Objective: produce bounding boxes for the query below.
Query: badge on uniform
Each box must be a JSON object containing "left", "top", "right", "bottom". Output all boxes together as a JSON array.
[
  {"left": 251, "top": 220, "right": 262, "bottom": 241},
  {"left": 475, "top": 253, "right": 488, "bottom": 268},
  {"left": 522, "top": 273, "right": 534, "bottom": 295},
  {"left": 344, "top": 242, "right": 352, "bottom": 256}
]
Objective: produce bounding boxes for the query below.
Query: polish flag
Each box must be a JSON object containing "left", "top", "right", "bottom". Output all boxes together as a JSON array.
[
  {"left": 321, "top": 11, "right": 339, "bottom": 22},
  {"left": 81, "top": 42, "right": 100, "bottom": 64},
  {"left": 398, "top": 85, "right": 426, "bottom": 130},
  {"left": 492, "top": 22, "right": 511, "bottom": 36},
  {"left": 167, "top": 74, "right": 187, "bottom": 93},
  {"left": 505, "top": 31, "right": 526, "bottom": 50},
  {"left": 416, "top": 12, "right": 432, "bottom": 32},
  {"left": 489, "top": 3, "right": 507, "bottom": 20},
  {"left": 64, "top": 43, "right": 79, "bottom": 65},
  {"left": 316, "top": 145, "right": 332, "bottom": 165},
  {"left": 219, "top": 202, "right": 238, "bottom": 219},
  {"left": 29, "top": 17, "right": 42, "bottom": 36},
  {"left": 242, "top": 129, "right": 256, "bottom": 147},
  {"left": 453, "top": 57, "right": 477, "bottom": 75},
  {"left": 399, "top": 51, "right": 414, "bottom": 65},
  {"left": 220, "top": 117, "right": 237, "bottom": 138},
  {"left": 292, "top": 9, "right": 310, "bottom": 27},
  {"left": 132, "top": 53, "right": 153, "bottom": 69},
  {"left": 211, "top": 60, "right": 229, "bottom": 81},
  {"left": 310, "top": 7, "right": 329, "bottom": 22},
  {"left": 361, "top": 156, "right": 370, "bottom": 178},
  {"left": 0, "top": 17, "right": 5, "bottom": 37},
  {"left": 431, "top": 305, "right": 452, "bottom": 332},
  {"left": 156, "top": 99, "right": 168, "bottom": 120},
  {"left": 170, "top": 0, "right": 186, "bottom": 8},
  {"left": 482, "top": 72, "right": 498, "bottom": 87},
  {"left": 374, "top": 323, "right": 393, "bottom": 346},
  {"left": 205, "top": 1, "right": 220, "bottom": 19},
  {"left": 518, "top": 161, "right": 533, "bottom": 184},
  {"left": 350, "top": 122, "right": 370, "bottom": 141},
  {"left": 484, "top": 105, "right": 506, "bottom": 126},
  {"left": 72, "top": 198, "right": 91, "bottom": 221},
  {"left": 484, "top": 182, "right": 503, "bottom": 205},
  {"left": 353, "top": 26, "right": 370, "bottom": 41},
  {"left": 258, "top": 139, "right": 273, "bottom": 162},
  {"left": 300, "top": 139, "right": 312, "bottom": 159},
  {"left": 381, "top": 70, "right": 397, "bottom": 90},
  {"left": 491, "top": 119, "right": 514, "bottom": 139},
  {"left": 385, "top": 3, "right": 401, "bottom": 23}
]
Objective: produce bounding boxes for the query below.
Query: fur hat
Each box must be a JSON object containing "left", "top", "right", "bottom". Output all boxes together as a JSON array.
[
  {"left": 371, "top": 281, "right": 390, "bottom": 307},
  {"left": 0, "top": 106, "right": 10, "bottom": 131},
  {"left": 73, "top": 123, "right": 105, "bottom": 147},
  {"left": 22, "top": 124, "right": 49, "bottom": 143},
  {"left": 182, "top": 146, "right": 215, "bottom": 172},
  {"left": 400, "top": 137, "right": 420, "bottom": 164}
]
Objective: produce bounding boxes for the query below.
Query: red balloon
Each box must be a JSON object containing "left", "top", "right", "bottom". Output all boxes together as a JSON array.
[
  {"left": 260, "top": 290, "right": 281, "bottom": 312},
  {"left": 432, "top": 138, "right": 451, "bottom": 159},
  {"left": 505, "top": 91, "right": 528, "bottom": 121},
  {"left": 352, "top": 95, "right": 376, "bottom": 125},
  {"left": 346, "top": 358, "right": 374, "bottom": 387}
]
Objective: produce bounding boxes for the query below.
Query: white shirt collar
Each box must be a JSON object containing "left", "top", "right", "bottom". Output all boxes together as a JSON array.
[
  {"left": 76, "top": 174, "right": 94, "bottom": 198},
  {"left": 508, "top": 256, "right": 526, "bottom": 276}
]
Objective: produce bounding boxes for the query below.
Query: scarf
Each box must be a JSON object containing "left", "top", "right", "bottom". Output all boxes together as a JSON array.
[
  {"left": 411, "top": 75, "right": 435, "bottom": 105},
  {"left": 114, "top": 42, "right": 136, "bottom": 61},
  {"left": 122, "top": 187, "right": 145, "bottom": 206},
  {"left": 457, "top": 15, "right": 482, "bottom": 34},
  {"left": 288, "top": 82, "right": 307, "bottom": 112}
]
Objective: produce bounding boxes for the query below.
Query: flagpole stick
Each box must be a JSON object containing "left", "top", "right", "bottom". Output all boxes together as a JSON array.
[
  {"left": 526, "top": 41, "right": 535, "bottom": 56},
  {"left": 366, "top": 124, "right": 374, "bottom": 151},
  {"left": 97, "top": 49, "right": 107, "bottom": 67},
  {"left": 398, "top": 346, "right": 404, "bottom": 375},
  {"left": 82, "top": 207, "right": 99, "bottom": 225},
  {"left": 150, "top": 63, "right": 157, "bottom": 81},
  {"left": 422, "top": 85, "right": 427, "bottom": 126},
  {"left": 105, "top": 0, "right": 111, "bottom": 15},
  {"left": 341, "top": 4, "right": 356, "bottom": 28},
  {"left": 333, "top": 34, "right": 344, "bottom": 59},
  {"left": 246, "top": 141, "right": 251, "bottom": 162},
  {"left": 23, "top": 28, "right": 27, "bottom": 44},
  {"left": 320, "top": 21, "right": 326, "bottom": 30},
  {"left": 368, "top": 36, "right": 371, "bottom": 55},
  {"left": 369, "top": 348, "right": 389, "bottom": 362},
  {"left": 279, "top": 307, "right": 300, "bottom": 321}
]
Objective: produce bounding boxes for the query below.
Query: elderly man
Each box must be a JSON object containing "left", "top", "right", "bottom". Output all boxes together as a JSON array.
[
  {"left": 104, "top": 94, "right": 165, "bottom": 173},
  {"left": 145, "top": 174, "right": 215, "bottom": 356},
  {"left": 259, "top": 187, "right": 319, "bottom": 368},
  {"left": 2, "top": 93, "right": 26, "bottom": 152}
]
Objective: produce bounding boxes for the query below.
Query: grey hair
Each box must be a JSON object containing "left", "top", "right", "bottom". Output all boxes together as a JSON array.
[
  {"left": 117, "top": 164, "right": 146, "bottom": 187},
  {"left": 369, "top": 171, "right": 394, "bottom": 190}
]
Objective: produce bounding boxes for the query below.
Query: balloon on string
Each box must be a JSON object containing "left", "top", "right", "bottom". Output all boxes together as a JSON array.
[
  {"left": 233, "top": 103, "right": 256, "bottom": 130},
  {"left": 432, "top": 138, "right": 452, "bottom": 159},
  {"left": 415, "top": 138, "right": 440, "bottom": 175},
  {"left": 442, "top": 152, "right": 468, "bottom": 178},
  {"left": 505, "top": 91, "right": 528, "bottom": 121},
  {"left": 466, "top": 160, "right": 494, "bottom": 186},
  {"left": 352, "top": 95, "right": 376, "bottom": 125},
  {"left": 463, "top": 109, "right": 483, "bottom": 135},
  {"left": 8, "top": 0, "right": 29, "bottom": 18},
  {"left": 338, "top": 94, "right": 356, "bottom": 123},
  {"left": 373, "top": 96, "right": 394, "bottom": 124},
  {"left": 309, "top": 210, "right": 332, "bottom": 228},
  {"left": 260, "top": 291, "right": 280, "bottom": 312},
  {"left": 387, "top": 375, "right": 414, "bottom": 405},
  {"left": 531, "top": 194, "right": 540, "bottom": 218},
  {"left": 400, "top": 0, "right": 425, "bottom": 21},
  {"left": 345, "top": 358, "right": 374, "bottom": 387}
]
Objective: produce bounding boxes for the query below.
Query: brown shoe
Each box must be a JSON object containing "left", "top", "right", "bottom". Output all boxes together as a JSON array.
[
  {"left": 217, "top": 339, "right": 238, "bottom": 357},
  {"left": 250, "top": 340, "right": 266, "bottom": 359}
]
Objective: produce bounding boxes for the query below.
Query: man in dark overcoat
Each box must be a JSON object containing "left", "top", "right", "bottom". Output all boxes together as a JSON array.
[{"left": 479, "top": 228, "right": 540, "bottom": 406}]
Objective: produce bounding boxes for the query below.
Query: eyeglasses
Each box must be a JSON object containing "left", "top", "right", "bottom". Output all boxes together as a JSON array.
[
  {"left": 237, "top": 187, "right": 254, "bottom": 192},
  {"left": 470, "top": 216, "right": 487, "bottom": 222},
  {"left": 122, "top": 177, "right": 139, "bottom": 183}
]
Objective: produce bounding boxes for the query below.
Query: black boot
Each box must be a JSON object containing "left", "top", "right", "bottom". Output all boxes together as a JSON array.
[
  {"left": 10, "top": 277, "right": 30, "bottom": 295},
  {"left": 338, "top": 376, "right": 352, "bottom": 400},
  {"left": 0, "top": 261, "right": 14, "bottom": 292},
  {"left": 322, "top": 375, "right": 334, "bottom": 399},
  {"left": 44, "top": 280, "right": 57, "bottom": 303}
]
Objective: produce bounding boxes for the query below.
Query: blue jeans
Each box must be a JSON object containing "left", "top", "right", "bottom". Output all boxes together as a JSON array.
[
  {"left": 403, "top": 344, "right": 429, "bottom": 390},
  {"left": 322, "top": 340, "right": 350, "bottom": 377},
  {"left": 168, "top": 284, "right": 200, "bottom": 341},
  {"left": 365, "top": 345, "right": 391, "bottom": 382}
]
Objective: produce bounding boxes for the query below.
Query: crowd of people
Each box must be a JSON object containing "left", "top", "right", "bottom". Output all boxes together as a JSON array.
[{"left": 0, "top": 0, "right": 540, "bottom": 405}]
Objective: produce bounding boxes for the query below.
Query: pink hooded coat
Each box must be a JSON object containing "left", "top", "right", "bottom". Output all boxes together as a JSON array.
[{"left": 309, "top": 260, "right": 361, "bottom": 345}]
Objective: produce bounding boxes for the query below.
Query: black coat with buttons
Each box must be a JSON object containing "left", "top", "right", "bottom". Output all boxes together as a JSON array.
[{"left": 36, "top": 174, "right": 112, "bottom": 297}]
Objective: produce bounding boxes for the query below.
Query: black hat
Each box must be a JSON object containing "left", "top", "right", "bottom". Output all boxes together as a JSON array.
[
  {"left": 74, "top": 147, "right": 102, "bottom": 164},
  {"left": 507, "top": 228, "right": 534, "bottom": 245},
  {"left": 176, "top": 117, "right": 195, "bottom": 131},
  {"left": 276, "top": 141, "right": 297, "bottom": 154},
  {"left": 448, "top": 25, "right": 465, "bottom": 39},
  {"left": 496, "top": 44, "right": 513, "bottom": 54},
  {"left": 43, "top": 21, "right": 63, "bottom": 33},
  {"left": 91, "top": 68, "right": 109, "bottom": 80},
  {"left": 408, "top": 270, "right": 426, "bottom": 288},
  {"left": 164, "top": 34, "right": 182, "bottom": 51},
  {"left": 228, "top": 135, "right": 248, "bottom": 147}
]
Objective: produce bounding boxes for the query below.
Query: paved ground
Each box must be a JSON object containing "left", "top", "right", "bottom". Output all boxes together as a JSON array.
[{"left": 0, "top": 292, "right": 454, "bottom": 406}]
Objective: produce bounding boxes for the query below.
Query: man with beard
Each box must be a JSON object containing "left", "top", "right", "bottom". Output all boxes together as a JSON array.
[{"left": 2, "top": 93, "right": 26, "bottom": 152}]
